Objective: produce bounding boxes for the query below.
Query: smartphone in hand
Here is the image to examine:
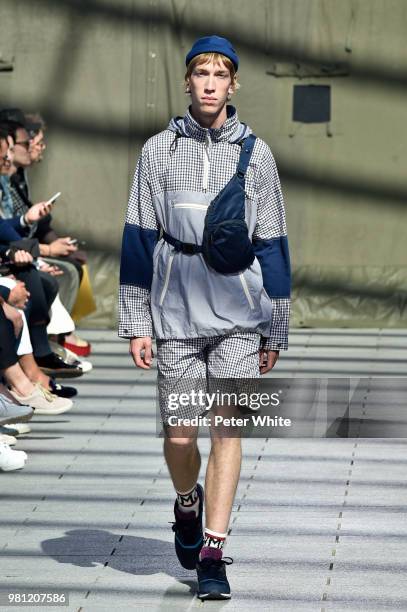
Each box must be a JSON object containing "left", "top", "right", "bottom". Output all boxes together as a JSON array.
[{"left": 46, "top": 191, "right": 61, "bottom": 205}]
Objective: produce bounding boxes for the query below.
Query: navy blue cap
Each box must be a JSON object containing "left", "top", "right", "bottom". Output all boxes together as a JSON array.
[{"left": 185, "top": 35, "right": 239, "bottom": 70}]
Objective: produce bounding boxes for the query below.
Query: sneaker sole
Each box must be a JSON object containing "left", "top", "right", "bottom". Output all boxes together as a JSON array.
[
  {"left": 39, "top": 368, "right": 83, "bottom": 379},
  {"left": 198, "top": 592, "right": 231, "bottom": 600},
  {"left": 62, "top": 343, "right": 91, "bottom": 357},
  {"left": 0, "top": 460, "right": 26, "bottom": 472},
  {"left": 3, "top": 424, "right": 30, "bottom": 435},
  {"left": 33, "top": 404, "right": 73, "bottom": 416},
  {"left": 0, "top": 410, "right": 34, "bottom": 426}
]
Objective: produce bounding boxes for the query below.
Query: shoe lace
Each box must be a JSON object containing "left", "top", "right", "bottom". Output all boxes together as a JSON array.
[
  {"left": 221, "top": 556, "right": 233, "bottom": 566},
  {"left": 198, "top": 556, "right": 234, "bottom": 568},
  {"left": 36, "top": 383, "right": 57, "bottom": 403}
]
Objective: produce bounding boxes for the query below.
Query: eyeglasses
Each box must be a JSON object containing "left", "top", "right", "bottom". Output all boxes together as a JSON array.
[{"left": 15, "top": 140, "right": 30, "bottom": 150}]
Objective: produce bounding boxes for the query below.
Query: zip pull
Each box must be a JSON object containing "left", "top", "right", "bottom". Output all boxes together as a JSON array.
[{"left": 202, "top": 132, "right": 211, "bottom": 192}]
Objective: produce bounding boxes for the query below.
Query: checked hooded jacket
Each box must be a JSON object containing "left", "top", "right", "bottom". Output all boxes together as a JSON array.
[{"left": 119, "top": 105, "right": 291, "bottom": 350}]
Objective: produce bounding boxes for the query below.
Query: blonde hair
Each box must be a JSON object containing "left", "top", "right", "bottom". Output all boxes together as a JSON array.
[{"left": 184, "top": 52, "right": 240, "bottom": 94}]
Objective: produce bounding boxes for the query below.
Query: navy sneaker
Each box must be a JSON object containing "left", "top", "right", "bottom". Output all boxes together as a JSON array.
[
  {"left": 171, "top": 483, "right": 204, "bottom": 569},
  {"left": 196, "top": 556, "right": 233, "bottom": 600},
  {"left": 49, "top": 378, "right": 78, "bottom": 398}
]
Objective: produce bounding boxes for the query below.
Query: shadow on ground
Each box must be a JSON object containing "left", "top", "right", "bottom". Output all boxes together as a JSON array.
[{"left": 41, "top": 529, "right": 192, "bottom": 578}]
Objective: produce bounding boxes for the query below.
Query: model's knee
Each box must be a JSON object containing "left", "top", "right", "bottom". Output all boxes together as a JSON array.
[{"left": 164, "top": 435, "right": 197, "bottom": 449}]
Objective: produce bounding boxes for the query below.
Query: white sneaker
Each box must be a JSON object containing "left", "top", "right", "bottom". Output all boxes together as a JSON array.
[
  {"left": 9, "top": 383, "right": 73, "bottom": 416},
  {"left": 0, "top": 442, "right": 26, "bottom": 471},
  {"left": 63, "top": 348, "right": 93, "bottom": 373},
  {"left": 63, "top": 348, "right": 93, "bottom": 374},
  {"left": 0, "top": 433, "right": 17, "bottom": 446},
  {"left": 3, "top": 423, "right": 31, "bottom": 435}
]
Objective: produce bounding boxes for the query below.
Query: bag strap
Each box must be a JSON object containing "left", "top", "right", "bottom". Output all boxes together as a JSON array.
[
  {"left": 162, "top": 230, "right": 202, "bottom": 254},
  {"left": 236, "top": 134, "right": 256, "bottom": 178}
]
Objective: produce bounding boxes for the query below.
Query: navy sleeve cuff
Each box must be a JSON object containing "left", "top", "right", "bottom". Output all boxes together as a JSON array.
[{"left": 0, "top": 285, "right": 11, "bottom": 301}]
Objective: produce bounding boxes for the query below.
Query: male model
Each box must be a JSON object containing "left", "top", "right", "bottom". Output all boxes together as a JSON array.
[{"left": 119, "top": 35, "right": 291, "bottom": 600}]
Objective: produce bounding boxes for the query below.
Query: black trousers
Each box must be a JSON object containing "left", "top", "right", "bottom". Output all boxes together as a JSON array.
[
  {"left": 12, "top": 266, "right": 58, "bottom": 326},
  {"left": 0, "top": 308, "right": 18, "bottom": 370}
]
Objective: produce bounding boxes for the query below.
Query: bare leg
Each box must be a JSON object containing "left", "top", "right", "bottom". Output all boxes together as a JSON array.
[
  {"left": 205, "top": 438, "right": 241, "bottom": 533},
  {"left": 205, "top": 408, "right": 242, "bottom": 533},
  {"left": 64, "top": 332, "right": 88, "bottom": 347},
  {"left": 3, "top": 363, "right": 35, "bottom": 397},
  {"left": 163, "top": 424, "right": 201, "bottom": 492},
  {"left": 18, "top": 354, "right": 50, "bottom": 388}
]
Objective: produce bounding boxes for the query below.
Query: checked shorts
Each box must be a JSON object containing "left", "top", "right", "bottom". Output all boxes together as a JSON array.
[{"left": 156, "top": 332, "right": 261, "bottom": 424}]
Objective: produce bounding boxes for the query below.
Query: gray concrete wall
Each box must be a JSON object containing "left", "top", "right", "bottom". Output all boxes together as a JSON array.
[{"left": 1, "top": 0, "right": 406, "bottom": 328}]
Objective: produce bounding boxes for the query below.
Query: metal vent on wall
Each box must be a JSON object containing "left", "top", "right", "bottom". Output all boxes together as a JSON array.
[
  {"left": 0, "top": 55, "right": 14, "bottom": 72},
  {"left": 293, "top": 84, "right": 331, "bottom": 123}
]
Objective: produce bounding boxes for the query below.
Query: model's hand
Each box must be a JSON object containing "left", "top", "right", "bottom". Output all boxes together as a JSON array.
[
  {"left": 130, "top": 336, "right": 154, "bottom": 369},
  {"left": 259, "top": 349, "right": 279, "bottom": 374},
  {"left": 8, "top": 281, "right": 30, "bottom": 309}
]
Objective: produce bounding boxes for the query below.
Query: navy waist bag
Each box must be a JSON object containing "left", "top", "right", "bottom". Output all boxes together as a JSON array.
[{"left": 163, "top": 134, "right": 256, "bottom": 275}]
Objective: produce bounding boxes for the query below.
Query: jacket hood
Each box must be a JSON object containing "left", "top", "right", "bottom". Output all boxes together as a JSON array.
[{"left": 168, "top": 105, "right": 252, "bottom": 144}]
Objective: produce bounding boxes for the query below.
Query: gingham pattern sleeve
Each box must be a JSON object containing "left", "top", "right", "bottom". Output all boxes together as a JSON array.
[
  {"left": 10, "top": 184, "right": 29, "bottom": 217},
  {"left": 253, "top": 142, "right": 291, "bottom": 351},
  {"left": 118, "top": 285, "right": 153, "bottom": 338},
  {"left": 261, "top": 299, "right": 291, "bottom": 350},
  {"left": 118, "top": 147, "right": 159, "bottom": 339}
]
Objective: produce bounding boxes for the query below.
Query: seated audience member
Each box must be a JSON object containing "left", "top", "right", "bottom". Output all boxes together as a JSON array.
[
  {"left": 1, "top": 275, "right": 78, "bottom": 398},
  {"left": 0, "top": 109, "right": 93, "bottom": 356},
  {"left": 0, "top": 294, "right": 73, "bottom": 413},
  {"left": 0, "top": 128, "right": 83, "bottom": 381},
  {"left": 0, "top": 249, "right": 83, "bottom": 379}
]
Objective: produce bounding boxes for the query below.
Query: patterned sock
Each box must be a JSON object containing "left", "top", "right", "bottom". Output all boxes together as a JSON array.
[
  {"left": 199, "top": 528, "right": 227, "bottom": 561},
  {"left": 175, "top": 484, "right": 200, "bottom": 518}
]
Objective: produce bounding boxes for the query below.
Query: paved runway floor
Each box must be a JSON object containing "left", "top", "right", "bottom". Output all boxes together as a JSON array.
[{"left": 1, "top": 329, "right": 406, "bottom": 611}]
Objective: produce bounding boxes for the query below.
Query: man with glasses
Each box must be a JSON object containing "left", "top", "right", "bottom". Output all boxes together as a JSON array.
[
  {"left": 0, "top": 110, "right": 83, "bottom": 312},
  {"left": 0, "top": 109, "right": 92, "bottom": 355}
]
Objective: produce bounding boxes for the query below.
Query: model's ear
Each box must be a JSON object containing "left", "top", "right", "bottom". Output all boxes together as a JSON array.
[{"left": 185, "top": 79, "right": 191, "bottom": 94}]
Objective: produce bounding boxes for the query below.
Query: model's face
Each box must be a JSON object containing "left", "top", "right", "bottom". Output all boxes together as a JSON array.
[
  {"left": 188, "top": 58, "right": 233, "bottom": 119},
  {"left": 29, "top": 129, "right": 46, "bottom": 163},
  {"left": 13, "top": 127, "right": 31, "bottom": 167},
  {"left": 0, "top": 136, "right": 14, "bottom": 175}
]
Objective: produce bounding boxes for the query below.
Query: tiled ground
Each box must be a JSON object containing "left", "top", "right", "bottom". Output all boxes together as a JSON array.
[{"left": 0, "top": 329, "right": 406, "bottom": 611}]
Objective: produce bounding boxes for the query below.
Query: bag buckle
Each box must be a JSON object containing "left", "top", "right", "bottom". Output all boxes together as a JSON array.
[{"left": 182, "top": 243, "right": 196, "bottom": 255}]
